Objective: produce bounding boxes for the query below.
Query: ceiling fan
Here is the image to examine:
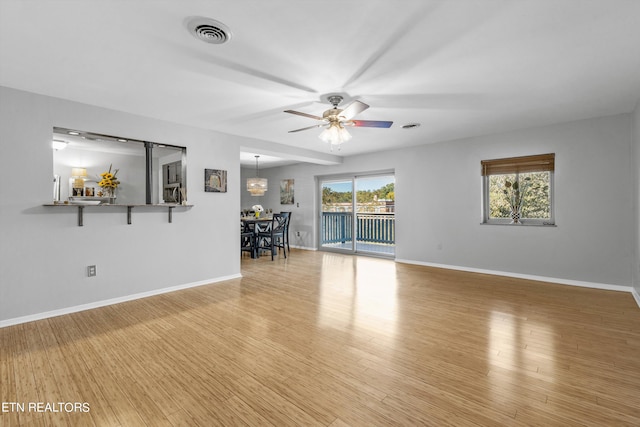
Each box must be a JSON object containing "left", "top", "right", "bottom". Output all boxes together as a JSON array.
[{"left": 284, "top": 95, "right": 393, "bottom": 150}]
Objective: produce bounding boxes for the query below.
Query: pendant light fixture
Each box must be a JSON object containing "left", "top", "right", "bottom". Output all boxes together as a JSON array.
[{"left": 246, "top": 155, "right": 268, "bottom": 196}]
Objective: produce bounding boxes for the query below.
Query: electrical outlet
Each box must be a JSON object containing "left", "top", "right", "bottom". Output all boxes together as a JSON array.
[
  {"left": 87, "top": 265, "right": 97, "bottom": 277},
  {"left": 296, "top": 231, "right": 301, "bottom": 237}
]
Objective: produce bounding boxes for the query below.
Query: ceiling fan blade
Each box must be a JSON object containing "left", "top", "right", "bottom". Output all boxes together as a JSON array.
[
  {"left": 288, "top": 123, "right": 327, "bottom": 133},
  {"left": 284, "top": 110, "right": 324, "bottom": 121},
  {"left": 339, "top": 100, "right": 369, "bottom": 120},
  {"left": 346, "top": 120, "right": 393, "bottom": 128}
]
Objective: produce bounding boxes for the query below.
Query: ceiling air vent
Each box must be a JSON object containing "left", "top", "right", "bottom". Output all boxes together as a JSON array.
[
  {"left": 402, "top": 123, "right": 421, "bottom": 129},
  {"left": 187, "top": 17, "right": 232, "bottom": 45}
]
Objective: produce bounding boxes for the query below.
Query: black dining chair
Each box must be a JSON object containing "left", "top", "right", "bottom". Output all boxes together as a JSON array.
[
  {"left": 241, "top": 222, "right": 255, "bottom": 258},
  {"left": 256, "top": 213, "right": 287, "bottom": 260},
  {"left": 279, "top": 211, "right": 292, "bottom": 252}
]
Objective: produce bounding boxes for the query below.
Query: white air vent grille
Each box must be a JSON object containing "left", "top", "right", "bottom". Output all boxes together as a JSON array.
[
  {"left": 187, "top": 17, "right": 232, "bottom": 45},
  {"left": 402, "top": 123, "right": 421, "bottom": 129}
]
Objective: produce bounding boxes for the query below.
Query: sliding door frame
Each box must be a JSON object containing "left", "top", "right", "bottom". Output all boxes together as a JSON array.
[{"left": 317, "top": 170, "right": 395, "bottom": 257}]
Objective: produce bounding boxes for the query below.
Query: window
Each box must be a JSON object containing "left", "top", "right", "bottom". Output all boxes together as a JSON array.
[{"left": 481, "top": 153, "right": 555, "bottom": 225}]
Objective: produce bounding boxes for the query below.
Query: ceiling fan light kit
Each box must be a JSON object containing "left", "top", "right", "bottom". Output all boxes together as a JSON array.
[
  {"left": 285, "top": 95, "right": 392, "bottom": 150},
  {"left": 319, "top": 123, "right": 351, "bottom": 150}
]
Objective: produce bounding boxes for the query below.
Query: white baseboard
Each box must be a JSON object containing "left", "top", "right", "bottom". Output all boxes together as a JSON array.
[
  {"left": 0, "top": 274, "right": 241, "bottom": 329},
  {"left": 396, "top": 259, "right": 637, "bottom": 298},
  {"left": 5, "top": 261, "right": 638, "bottom": 329},
  {"left": 290, "top": 245, "right": 317, "bottom": 251},
  {"left": 632, "top": 287, "right": 640, "bottom": 308}
]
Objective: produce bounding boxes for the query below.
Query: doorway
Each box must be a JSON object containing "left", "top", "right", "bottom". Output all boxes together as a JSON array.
[{"left": 319, "top": 173, "right": 395, "bottom": 257}]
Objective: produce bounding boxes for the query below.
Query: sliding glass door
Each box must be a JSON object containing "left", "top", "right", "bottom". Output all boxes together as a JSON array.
[
  {"left": 319, "top": 174, "right": 395, "bottom": 257},
  {"left": 320, "top": 179, "right": 354, "bottom": 251},
  {"left": 354, "top": 175, "right": 395, "bottom": 256}
]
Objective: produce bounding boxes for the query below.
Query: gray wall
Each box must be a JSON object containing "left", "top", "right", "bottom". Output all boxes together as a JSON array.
[
  {"left": 0, "top": 86, "right": 242, "bottom": 323},
  {"left": 634, "top": 101, "right": 640, "bottom": 296},
  {"left": 262, "top": 113, "right": 636, "bottom": 288},
  {"left": 2, "top": 84, "right": 637, "bottom": 325}
]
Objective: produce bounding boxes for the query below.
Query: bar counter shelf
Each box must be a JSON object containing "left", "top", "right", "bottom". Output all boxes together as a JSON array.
[{"left": 43, "top": 202, "right": 193, "bottom": 226}]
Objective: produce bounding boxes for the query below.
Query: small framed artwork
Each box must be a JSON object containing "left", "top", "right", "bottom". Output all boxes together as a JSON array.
[
  {"left": 280, "top": 179, "right": 294, "bottom": 204},
  {"left": 205, "top": 169, "right": 227, "bottom": 193},
  {"left": 72, "top": 187, "right": 84, "bottom": 197},
  {"left": 85, "top": 187, "right": 95, "bottom": 197}
]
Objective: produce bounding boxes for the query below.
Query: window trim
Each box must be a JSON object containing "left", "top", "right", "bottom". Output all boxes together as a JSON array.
[{"left": 481, "top": 154, "right": 555, "bottom": 226}]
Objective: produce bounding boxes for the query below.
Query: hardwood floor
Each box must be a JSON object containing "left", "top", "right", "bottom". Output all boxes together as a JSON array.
[{"left": 2, "top": 249, "right": 639, "bottom": 426}]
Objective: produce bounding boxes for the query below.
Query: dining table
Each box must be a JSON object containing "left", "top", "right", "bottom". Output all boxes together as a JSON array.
[
  {"left": 241, "top": 215, "right": 272, "bottom": 223},
  {"left": 241, "top": 216, "right": 273, "bottom": 258}
]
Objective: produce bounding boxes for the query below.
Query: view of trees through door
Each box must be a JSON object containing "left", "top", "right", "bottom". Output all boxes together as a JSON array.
[{"left": 320, "top": 174, "right": 395, "bottom": 257}]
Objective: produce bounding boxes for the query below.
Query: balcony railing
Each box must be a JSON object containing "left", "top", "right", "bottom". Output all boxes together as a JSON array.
[{"left": 321, "top": 212, "right": 395, "bottom": 246}]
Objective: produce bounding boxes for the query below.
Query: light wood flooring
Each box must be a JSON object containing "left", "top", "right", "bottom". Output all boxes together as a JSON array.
[{"left": 1, "top": 249, "right": 640, "bottom": 426}]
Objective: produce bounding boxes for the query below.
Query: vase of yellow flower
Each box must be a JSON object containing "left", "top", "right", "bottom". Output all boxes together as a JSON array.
[
  {"left": 97, "top": 164, "right": 119, "bottom": 204},
  {"left": 252, "top": 204, "right": 264, "bottom": 218}
]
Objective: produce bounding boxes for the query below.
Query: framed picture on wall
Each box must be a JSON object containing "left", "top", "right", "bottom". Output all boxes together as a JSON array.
[
  {"left": 280, "top": 179, "right": 294, "bottom": 204},
  {"left": 205, "top": 169, "right": 227, "bottom": 193}
]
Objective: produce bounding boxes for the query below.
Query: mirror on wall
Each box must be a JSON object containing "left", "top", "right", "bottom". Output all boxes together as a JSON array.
[{"left": 52, "top": 127, "right": 186, "bottom": 205}]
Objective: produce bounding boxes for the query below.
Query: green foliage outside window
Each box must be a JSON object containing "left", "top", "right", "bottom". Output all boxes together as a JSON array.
[
  {"left": 489, "top": 172, "right": 550, "bottom": 219},
  {"left": 322, "top": 183, "right": 395, "bottom": 211},
  {"left": 322, "top": 184, "right": 395, "bottom": 205}
]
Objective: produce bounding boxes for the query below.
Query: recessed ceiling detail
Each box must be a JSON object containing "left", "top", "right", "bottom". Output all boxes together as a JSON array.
[{"left": 187, "top": 17, "right": 232, "bottom": 45}]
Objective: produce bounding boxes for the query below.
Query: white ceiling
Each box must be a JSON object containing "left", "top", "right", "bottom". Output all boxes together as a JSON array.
[{"left": 1, "top": 1, "right": 639, "bottom": 168}]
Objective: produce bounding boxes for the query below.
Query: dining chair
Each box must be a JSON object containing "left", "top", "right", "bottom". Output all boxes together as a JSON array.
[
  {"left": 241, "top": 221, "right": 255, "bottom": 257},
  {"left": 280, "top": 211, "right": 292, "bottom": 252},
  {"left": 256, "top": 213, "right": 287, "bottom": 260}
]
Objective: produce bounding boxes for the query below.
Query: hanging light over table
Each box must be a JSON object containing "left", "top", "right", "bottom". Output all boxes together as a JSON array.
[{"left": 246, "top": 155, "right": 267, "bottom": 196}]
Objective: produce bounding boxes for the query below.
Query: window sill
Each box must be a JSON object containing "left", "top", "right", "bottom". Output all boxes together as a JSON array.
[{"left": 481, "top": 222, "right": 556, "bottom": 227}]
